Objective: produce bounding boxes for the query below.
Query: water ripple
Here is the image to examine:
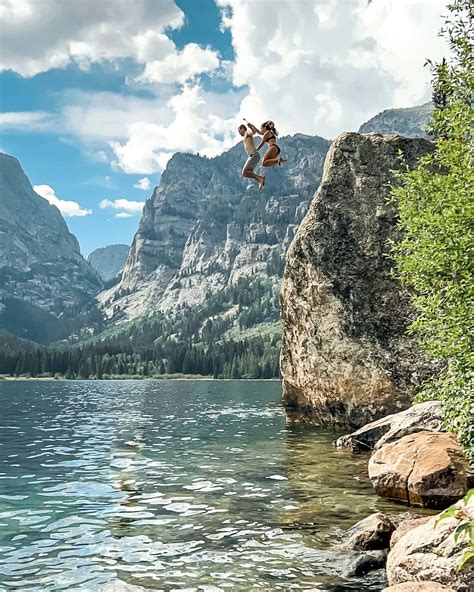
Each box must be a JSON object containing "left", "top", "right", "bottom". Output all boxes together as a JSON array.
[{"left": 0, "top": 380, "right": 397, "bottom": 591}]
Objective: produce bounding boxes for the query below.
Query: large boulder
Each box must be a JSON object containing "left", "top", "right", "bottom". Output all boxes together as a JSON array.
[
  {"left": 335, "top": 400, "right": 445, "bottom": 452},
  {"left": 280, "top": 132, "right": 436, "bottom": 426},
  {"left": 369, "top": 432, "right": 469, "bottom": 508},
  {"left": 386, "top": 501, "right": 474, "bottom": 591}
]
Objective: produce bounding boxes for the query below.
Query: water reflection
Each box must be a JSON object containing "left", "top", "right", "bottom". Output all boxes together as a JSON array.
[{"left": 0, "top": 380, "right": 399, "bottom": 591}]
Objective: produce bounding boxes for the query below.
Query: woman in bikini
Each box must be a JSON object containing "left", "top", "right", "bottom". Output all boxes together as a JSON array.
[{"left": 246, "top": 120, "right": 287, "bottom": 168}]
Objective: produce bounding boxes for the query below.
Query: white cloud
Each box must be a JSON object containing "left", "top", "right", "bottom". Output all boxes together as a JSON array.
[
  {"left": 217, "top": 0, "right": 447, "bottom": 138},
  {"left": 134, "top": 177, "right": 151, "bottom": 190},
  {"left": 109, "top": 83, "right": 242, "bottom": 173},
  {"left": 99, "top": 198, "right": 145, "bottom": 216},
  {"left": 0, "top": 0, "right": 219, "bottom": 81},
  {"left": 1, "top": 0, "right": 449, "bottom": 177},
  {"left": 33, "top": 184, "right": 92, "bottom": 217},
  {"left": 0, "top": 111, "right": 56, "bottom": 131},
  {"left": 137, "top": 42, "right": 219, "bottom": 84}
]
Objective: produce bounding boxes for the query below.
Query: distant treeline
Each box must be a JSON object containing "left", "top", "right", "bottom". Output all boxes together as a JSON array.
[
  {"left": 0, "top": 336, "right": 280, "bottom": 379},
  {"left": 0, "top": 275, "right": 282, "bottom": 379}
]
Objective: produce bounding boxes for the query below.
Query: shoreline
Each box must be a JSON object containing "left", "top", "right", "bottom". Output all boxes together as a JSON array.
[{"left": 0, "top": 375, "right": 282, "bottom": 382}]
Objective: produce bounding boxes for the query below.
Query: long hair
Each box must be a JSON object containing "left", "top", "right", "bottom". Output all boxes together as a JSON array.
[{"left": 261, "top": 120, "right": 278, "bottom": 136}]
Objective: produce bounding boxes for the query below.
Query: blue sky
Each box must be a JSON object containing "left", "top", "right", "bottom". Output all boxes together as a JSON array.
[{"left": 0, "top": 0, "right": 446, "bottom": 256}]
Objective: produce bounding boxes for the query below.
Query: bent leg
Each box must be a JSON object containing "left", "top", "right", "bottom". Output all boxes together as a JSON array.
[
  {"left": 243, "top": 168, "right": 265, "bottom": 188},
  {"left": 262, "top": 146, "right": 280, "bottom": 168}
]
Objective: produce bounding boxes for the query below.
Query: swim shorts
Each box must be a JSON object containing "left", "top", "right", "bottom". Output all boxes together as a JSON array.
[{"left": 242, "top": 151, "right": 260, "bottom": 174}]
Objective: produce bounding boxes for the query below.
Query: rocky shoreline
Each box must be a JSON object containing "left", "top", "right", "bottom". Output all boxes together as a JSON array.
[{"left": 335, "top": 401, "right": 473, "bottom": 591}]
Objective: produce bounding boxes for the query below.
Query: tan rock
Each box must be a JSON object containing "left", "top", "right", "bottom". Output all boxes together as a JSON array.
[
  {"left": 280, "top": 132, "right": 436, "bottom": 426},
  {"left": 390, "top": 515, "right": 432, "bottom": 548},
  {"left": 369, "top": 432, "right": 468, "bottom": 508},
  {"left": 383, "top": 583, "right": 455, "bottom": 591},
  {"left": 335, "top": 400, "right": 445, "bottom": 453},
  {"left": 386, "top": 507, "right": 474, "bottom": 591}
]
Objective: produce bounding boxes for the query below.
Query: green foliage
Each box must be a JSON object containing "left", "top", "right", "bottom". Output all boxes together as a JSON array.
[
  {"left": 436, "top": 489, "right": 474, "bottom": 570},
  {"left": 389, "top": 0, "right": 474, "bottom": 459},
  {"left": 0, "top": 274, "right": 282, "bottom": 380}
]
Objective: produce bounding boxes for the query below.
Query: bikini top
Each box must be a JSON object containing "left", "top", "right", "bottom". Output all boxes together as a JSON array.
[{"left": 265, "top": 132, "right": 277, "bottom": 142}]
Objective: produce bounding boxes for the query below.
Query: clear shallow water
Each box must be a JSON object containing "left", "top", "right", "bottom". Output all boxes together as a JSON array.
[{"left": 0, "top": 380, "right": 404, "bottom": 591}]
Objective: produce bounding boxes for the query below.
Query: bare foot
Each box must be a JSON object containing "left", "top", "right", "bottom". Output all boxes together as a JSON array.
[
  {"left": 258, "top": 176, "right": 266, "bottom": 190},
  {"left": 278, "top": 157, "right": 287, "bottom": 166}
]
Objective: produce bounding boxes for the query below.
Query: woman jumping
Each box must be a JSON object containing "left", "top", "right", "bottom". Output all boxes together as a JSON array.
[{"left": 246, "top": 120, "right": 287, "bottom": 168}]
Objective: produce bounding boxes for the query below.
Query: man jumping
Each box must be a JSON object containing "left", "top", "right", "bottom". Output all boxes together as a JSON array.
[{"left": 238, "top": 123, "right": 265, "bottom": 189}]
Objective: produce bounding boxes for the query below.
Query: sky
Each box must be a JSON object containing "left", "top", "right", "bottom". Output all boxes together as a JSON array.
[{"left": 0, "top": 0, "right": 448, "bottom": 256}]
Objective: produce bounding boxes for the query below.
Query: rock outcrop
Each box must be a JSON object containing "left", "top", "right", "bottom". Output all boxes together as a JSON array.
[
  {"left": 335, "top": 401, "right": 445, "bottom": 452},
  {"left": 369, "top": 432, "right": 469, "bottom": 508},
  {"left": 280, "top": 132, "right": 436, "bottom": 426},
  {"left": 386, "top": 501, "right": 474, "bottom": 591},
  {"left": 98, "top": 134, "right": 330, "bottom": 325},
  {"left": 87, "top": 244, "right": 129, "bottom": 282},
  {"left": 389, "top": 515, "right": 432, "bottom": 548},
  {"left": 339, "top": 512, "right": 396, "bottom": 551},
  {"left": 0, "top": 153, "right": 101, "bottom": 342},
  {"left": 383, "top": 583, "right": 455, "bottom": 592},
  {"left": 359, "top": 103, "right": 433, "bottom": 138}
]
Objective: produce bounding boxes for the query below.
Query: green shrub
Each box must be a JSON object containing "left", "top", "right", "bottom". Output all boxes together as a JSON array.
[{"left": 390, "top": 0, "right": 473, "bottom": 461}]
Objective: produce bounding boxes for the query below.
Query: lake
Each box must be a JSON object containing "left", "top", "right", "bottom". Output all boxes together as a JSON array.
[{"left": 0, "top": 380, "right": 401, "bottom": 591}]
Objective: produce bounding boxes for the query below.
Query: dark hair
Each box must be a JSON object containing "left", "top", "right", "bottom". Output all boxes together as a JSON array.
[
  {"left": 261, "top": 120, "right": 278, "bottom": 136},
  {"left": 238, "top": 123, "right": 247, "bottom": 131}
]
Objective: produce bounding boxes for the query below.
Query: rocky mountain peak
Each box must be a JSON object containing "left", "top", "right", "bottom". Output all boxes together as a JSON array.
[{"left": 98, "top": 134, "right": 331, "bottom": 322}]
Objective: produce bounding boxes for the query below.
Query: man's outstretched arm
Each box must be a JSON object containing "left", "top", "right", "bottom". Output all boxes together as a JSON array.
[{"left": 246, "top": 121, "right": 263, "bottom": 135}]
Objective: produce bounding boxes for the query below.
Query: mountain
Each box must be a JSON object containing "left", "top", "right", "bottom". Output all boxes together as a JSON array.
[
  {"left": 87, "top": 244, "right": 129, "bottom": 282},
  {"left": 359, "top": 102, "right": 433, "bottom": 138},
  {"left": 0, "top": 153, "right": 102, "bottom": 343},
  {"left": 98, "top": 134, "right": 331, "bottom": 343},
  {"left": 280, "top": 132, "right": 436, "bottom": 426}
]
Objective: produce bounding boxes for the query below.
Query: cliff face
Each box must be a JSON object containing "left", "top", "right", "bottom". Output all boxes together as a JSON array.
[
  {"left": 280, "top": 133, "right": 436, "bottom": 427},
  {"left": 0, "top": 153, "right": 101, "bottom": 341},
  {"left": 359, "top": 103, "right": 432, "bottom": 138},
  {"left": 98, "top": 134, "right": 330, "bottom": 322},
  {"left": 88, "top": 244, "right": 129, "bottom": 282}
]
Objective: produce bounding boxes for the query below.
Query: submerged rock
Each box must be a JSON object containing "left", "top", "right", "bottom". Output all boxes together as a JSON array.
[
  {"left": 369, "top": 432, "right": 469, "bottom": 508},
  {"left": 386, "top": 500, "right": 474, "bottom": 591},
  {"left": 335, "top": 401, "right": 445, "bottom": 452},
  {"left": 280, "top": 132, "right": 436, "bottom": 426},
  {"left": 342, "top": 549, "right": 387, "bottom": 577},
  {"left": 339, "top": 512, "right": 396, "bottom": 551}
]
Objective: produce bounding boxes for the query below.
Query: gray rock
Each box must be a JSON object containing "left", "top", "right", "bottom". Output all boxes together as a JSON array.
[
  {"left": 359, "top": 102, "right": 433, "bottom": 139},
  {"left": 0, "top": 153, "right": 101, "bottom": 341},
  {"left": 342, "top": 549, "right": 387, "bottom": 577},
  {"left": 280, "top": 132, "right": 437, "bottom": 426},
  {"left": 386, "top": 498, "right": 474, "bottom": 591},
  {"left": 339, "top": 512, "right": 396, "bottom": 551},
  {"left": 335, "top": 401, "right": 445, "bottom": 452},
  {"left": 88, "top": 244, "right": 129, "bottom": 282}
]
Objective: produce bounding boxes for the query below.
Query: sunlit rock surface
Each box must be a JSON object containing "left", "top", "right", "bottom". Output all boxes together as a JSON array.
[{"left": 280, "top": 132, "right": 436, "bottom": 426}]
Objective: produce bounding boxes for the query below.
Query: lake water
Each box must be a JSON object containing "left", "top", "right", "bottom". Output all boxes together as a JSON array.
[{"left": 0, "top": 380, "right": 403, "bottom": 591}]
